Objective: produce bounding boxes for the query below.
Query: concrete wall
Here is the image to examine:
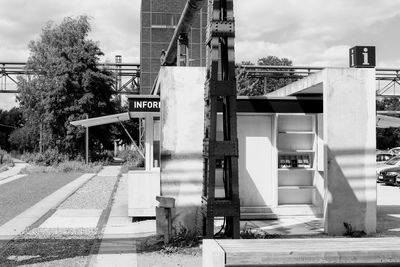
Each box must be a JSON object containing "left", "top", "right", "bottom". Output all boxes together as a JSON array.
[
  {"left": 323, "top": 68, "right": 376, "bottom": 235},
  {"left": 237, "top": 115, "right": 276, "bottom": 207},
  {"left": 159, "top": 66, "right": 205, "bottom": 232}
]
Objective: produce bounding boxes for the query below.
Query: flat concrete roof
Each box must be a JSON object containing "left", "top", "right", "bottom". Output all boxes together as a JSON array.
[
  {"left": 70, "top": 113, "right": 130, "bottom": 128},
  {"left": 266, "top": 68, "right": 326, "bottom": 97}
]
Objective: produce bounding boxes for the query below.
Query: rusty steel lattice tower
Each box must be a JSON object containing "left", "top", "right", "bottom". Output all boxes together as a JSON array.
[{"left": 202, "top": 0, "right": 240, "bottom": 238}]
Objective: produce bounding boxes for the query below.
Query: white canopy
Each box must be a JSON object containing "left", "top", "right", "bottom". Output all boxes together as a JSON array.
[
  {"left": 70, "top": 112, "right": 130, "bottom": 128},
  {"left": 376, "top": 114, "right": 400, "bottom": 128}
]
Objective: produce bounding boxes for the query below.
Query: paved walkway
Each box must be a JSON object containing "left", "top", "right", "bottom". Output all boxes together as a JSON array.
[
  {"left": 4, "top": 164, "right": 400, "bottom": 266},
  {"left": 0, "top": 158, "right": 28, "bottom": 182},
  {"left": 0, "top": 173, "right": 96, "bottom": 240},
  {"left": 90, "top": 173, "right": 156, "bottom": 267},
  {"left": 240, "top": 183, "right": 400, "bottom": 237}
]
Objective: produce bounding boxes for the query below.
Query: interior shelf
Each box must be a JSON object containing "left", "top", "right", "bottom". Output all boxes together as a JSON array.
[
  {"left": 278, "top": 168, "right": 315, "bottom": 171},
  {"left": 278, "top": 131, "right": 315, "bottom": 135},
  {"left": 278, "top": 150, "right": 315, "bottom": 153},
  {"left": 278, "top": 186, "right": 315, "bottom": 190},
  {"left": 277, "top": 114, "right": 317, "bottom": 206}
]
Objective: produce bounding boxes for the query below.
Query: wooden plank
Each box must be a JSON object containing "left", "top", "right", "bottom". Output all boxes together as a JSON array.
[
  {"left": 216, "top": 238, "right": 400, "bottom": 266},
  {"left": 203, "top": 239, "right": 226, "bottom": 267}
]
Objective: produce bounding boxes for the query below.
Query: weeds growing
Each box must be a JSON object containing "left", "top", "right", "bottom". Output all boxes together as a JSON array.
[
  {"left": 22, "top": 161, "right": 102, "bottom": 174},
  {"left": 240, "top": 223, "right": 281, "bottom": 239}
]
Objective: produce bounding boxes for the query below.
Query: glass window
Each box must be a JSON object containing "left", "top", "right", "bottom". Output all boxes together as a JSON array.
[{"left": 153, "top": 117, "right": 160, "bottom": 168}]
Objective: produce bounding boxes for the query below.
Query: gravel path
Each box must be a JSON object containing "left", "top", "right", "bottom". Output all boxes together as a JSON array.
[
  {"left": 24, "top": 228, "right": 98, "bottom": 240},
  {"left": 59, "top": 175, "right": 118, "bottom": 209},
  {"left": 0, "top": 172, "right": 83, "bottom": 227},
  {"left": 0, "top": 166, "right": 121, "bottom": 267}
]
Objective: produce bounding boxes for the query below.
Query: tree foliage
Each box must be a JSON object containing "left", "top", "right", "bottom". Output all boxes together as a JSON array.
[
  {"left": 376, "top": 97, "right": 400, "bottom": 150},
  {"left": 16, "top": 16, "right": 118, "bottom": 156},
  {"left": 0, "top": 108, "right": 23, "bottom": 151},
  {"left": 236, "top": 56, "right": 294, "bottom": 96}
]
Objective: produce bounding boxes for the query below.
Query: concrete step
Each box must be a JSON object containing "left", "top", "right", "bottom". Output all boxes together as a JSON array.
[
  {"left": 241, "top": 212, "right": 278, "bottom": 220},
  {"left": 240, "top": 206, "right": 278, "bottom": 220},
  {"left": 273, "top": 204, "right": 321, "bottom": 216}
]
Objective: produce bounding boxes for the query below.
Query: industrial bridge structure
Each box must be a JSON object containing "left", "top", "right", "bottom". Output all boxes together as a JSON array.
[
  {"left": 2, "top": 61, "right": 400, "bottom": 96},
  {"left": 0, "top": 61, "right": 140, "bottom": 95}
]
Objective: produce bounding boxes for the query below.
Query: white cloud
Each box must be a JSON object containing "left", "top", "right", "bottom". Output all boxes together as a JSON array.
[
  {"left": 235, "top": 0, "right": 400, "bottom": 66},
  {"left": 1, "top": 0, "right": 400, "bottom": 110}
]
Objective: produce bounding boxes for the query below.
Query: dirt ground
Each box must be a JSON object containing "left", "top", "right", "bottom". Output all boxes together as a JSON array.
[{"left": 137, "top": 247, "right": 202, "bottom": 267}]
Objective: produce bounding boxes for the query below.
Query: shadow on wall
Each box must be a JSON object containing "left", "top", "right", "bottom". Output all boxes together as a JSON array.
[
  {"left": 160, "top": 155, "right": 203, "bottom": 233},
  {"left": 325, "top": 147, "right": 376, "bottom": 234}
]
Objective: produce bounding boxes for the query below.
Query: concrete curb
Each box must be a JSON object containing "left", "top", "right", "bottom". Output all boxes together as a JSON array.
[
  {"left": 86, "top": 170, "right": 122, "bottom": 267},
  {"left": 0, "top": 174, "right": 27, "bottom": 186},
  {"left": 0, "top": 173, "right": 96, "bottom": 240},
  {"left": 0, "top": 163, "right": 28, "bottom": 181}
]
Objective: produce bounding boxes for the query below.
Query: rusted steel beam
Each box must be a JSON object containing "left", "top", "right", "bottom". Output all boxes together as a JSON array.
[{"left": 161, "top": 0, "right": 207, "bottom": 66}]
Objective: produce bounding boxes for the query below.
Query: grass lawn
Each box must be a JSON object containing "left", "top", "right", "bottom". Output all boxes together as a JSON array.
[{"left": 0, "top": 172, "right": 84, "bottom": 226}]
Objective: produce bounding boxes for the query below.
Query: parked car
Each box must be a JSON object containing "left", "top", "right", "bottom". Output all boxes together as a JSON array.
[
  {"left": 376, "top": 153, "right": 394, "bottom": 164},
  {"left": 389, "top": 147, "right": 400, "bottom": 155},
  {"left": 376, "top": 156, "right": 400, "bottom": 181},
  {"left": 378, "top": 166, "right": 400, "bottom": 185}
]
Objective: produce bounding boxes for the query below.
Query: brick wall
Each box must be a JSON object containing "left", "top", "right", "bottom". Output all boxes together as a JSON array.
[{"left": 140, "top": 0, "right": 207, "bottom": 94}]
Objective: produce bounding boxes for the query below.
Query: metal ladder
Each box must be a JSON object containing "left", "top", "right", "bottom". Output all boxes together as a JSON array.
[{"left": 202, "top": 0, "right": 240, "bottom": 239}]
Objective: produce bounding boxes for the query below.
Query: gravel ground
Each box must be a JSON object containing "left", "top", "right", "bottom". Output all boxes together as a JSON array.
[
  {"left": 0, "top": 237, "right": 94, "bottom": 267},
  {"left": 59, "top": 175, "right": 118, "bottom": 209},
  {"left": 0, "top": 170, "right": 120, "bottom": 266},
  {"left": 24, "top": 228, "right": 97, "bottom": 239},
  {"left": 0, "top": 172, "right": 83, "bottom": 226},
  {"left": 137, "top": 248, "right": 202, "bottom": 267},
  {"left": 0, "top": 228, "right": 97, "bottom": 266}
]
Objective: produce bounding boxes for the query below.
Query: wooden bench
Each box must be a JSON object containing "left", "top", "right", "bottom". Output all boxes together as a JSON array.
[{"left": 203, "top": 238, "right": 400, "bottom": 266}]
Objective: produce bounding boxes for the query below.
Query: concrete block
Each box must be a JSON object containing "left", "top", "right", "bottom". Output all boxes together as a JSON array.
[{"left": 159, "top": 67, "right": 205, "bottom": 232}]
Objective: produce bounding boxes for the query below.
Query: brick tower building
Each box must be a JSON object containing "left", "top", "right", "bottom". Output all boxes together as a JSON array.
[{"left": 140, "top": 0, "right": 207, "bottom": 94}]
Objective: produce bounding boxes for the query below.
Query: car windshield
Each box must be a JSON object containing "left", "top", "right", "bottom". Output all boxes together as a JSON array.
[{"left": 386, "top": 157, "right": 400, "bottom": 165}]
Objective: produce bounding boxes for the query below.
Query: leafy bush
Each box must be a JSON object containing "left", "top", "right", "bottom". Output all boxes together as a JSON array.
[
  {"left": 240, "top": 223, "right": 281, "bottom": 239},
  {"left": 118, "top": 148, "right": 145, "bottom": 172},
  {"left": 343, "top": 222, "right": 366, "bottom": 238},
  {"left": 56, "top": 161, "right": 102, "bottom": 173},
  {"left": 166, "top": 225, "right": 200, "bottom": 249},
  {"left": 22, "top": 160, "right": 103, "bottom": 174},
  {"left": 21, "top": 149, "right": 69, "bottom": 166},
  {"left": 138, "top": 225, "right": 201, "bottom": 253},
  {"left": 90, "top": 150, "right": 114, "bottom": 163},
  {"left": 0, "top": 149, "right": 14, "bottom": 171}
]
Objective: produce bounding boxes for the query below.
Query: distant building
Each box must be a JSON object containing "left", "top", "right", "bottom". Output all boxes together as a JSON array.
[{"left": 140, "top": 0, "right": 207, "bottom": 94}]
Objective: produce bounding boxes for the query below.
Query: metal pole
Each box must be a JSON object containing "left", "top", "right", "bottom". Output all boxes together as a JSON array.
[
  {"left": 86, "top": 114, "right": 89, "bottom": 164},
  {"left": 161, "top": 0, "right": 206, "bottom": 66}
]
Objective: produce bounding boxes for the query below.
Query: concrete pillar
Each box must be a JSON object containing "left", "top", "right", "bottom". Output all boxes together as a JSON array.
[
  {"left": 145, "top": 114, "right": 153, "bottom": 172},
  {"left": 159, "top": 66, "right": 205, "bottom": 233},
  {"left": 323, "top": 68, "right": 376, "bottom": 235}
]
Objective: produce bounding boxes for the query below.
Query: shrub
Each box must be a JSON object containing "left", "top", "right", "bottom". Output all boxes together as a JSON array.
[
  {"left": 90, "top": 150, "right": 114, "bottom": 163},
  {"left": 343, "top": 222, "right": 366, "bottom": 237},
  {"left": 56, "top": 160, "right": 102, "bottom": 173},
  {"left": 118, "top": 148, "right": 145, "bottom": 172},
  {"left": 138, "top": 225, "right": 201, "bottom": 253},
  {"left": 240, "top": 223, "right": 281, "bottom": 239},
  {"left": 22, "top": 160, "right": 103, "bottom": 174},
  {"left": 21, "top": 149, "right": 69, "bottom": 166},
  {"left": 0, "top": 149, "right": 14, "bottom": 167}
]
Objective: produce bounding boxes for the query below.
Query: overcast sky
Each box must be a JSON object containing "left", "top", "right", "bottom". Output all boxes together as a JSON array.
[{"left": 1, "top": 0, "right": 400, "bottom": 109}]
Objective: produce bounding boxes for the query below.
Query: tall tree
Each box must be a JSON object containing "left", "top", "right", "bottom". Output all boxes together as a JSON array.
[
  {"left": 237, "top": 56, "right": 294, "bottom": 96},
  {"left": 0, "top": 108, "right": 23, "bottom": 151},
  {"left": 17, "top": 16, "right": 117, "bottom": 155},
  {"left": 376, "top": 97, "right": 400, "bottom": 149}
]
